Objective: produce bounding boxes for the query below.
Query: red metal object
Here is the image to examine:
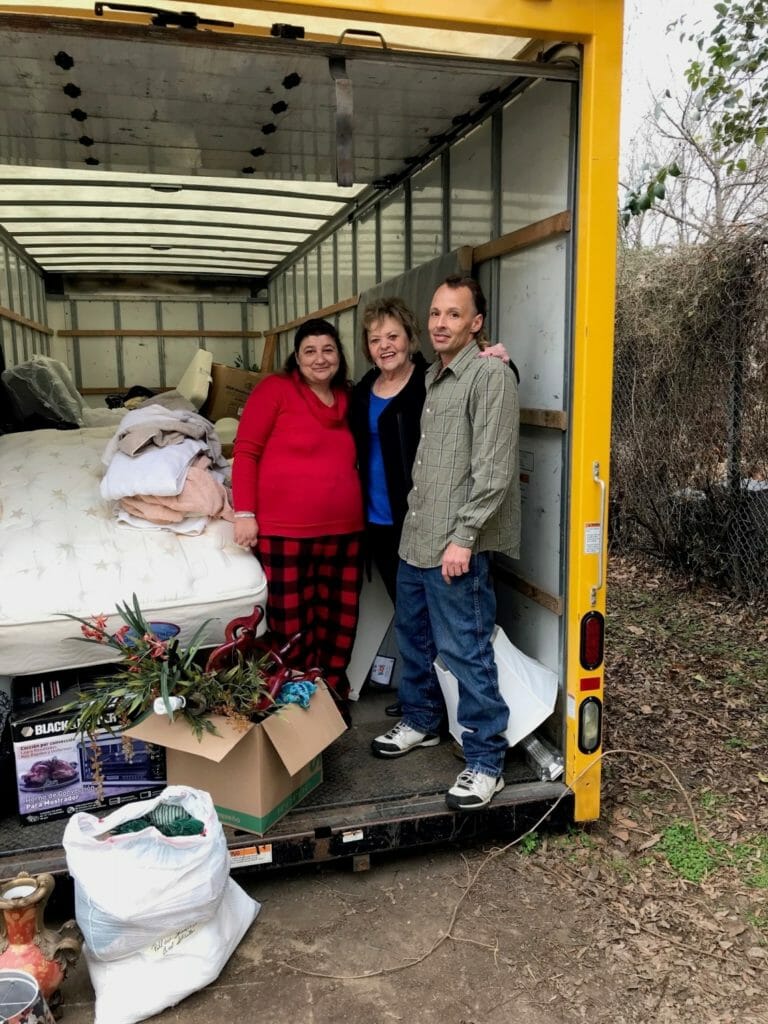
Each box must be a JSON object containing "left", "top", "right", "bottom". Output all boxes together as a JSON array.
[{"left": 204, "top": 606, "right": 323, "bottom": 713}]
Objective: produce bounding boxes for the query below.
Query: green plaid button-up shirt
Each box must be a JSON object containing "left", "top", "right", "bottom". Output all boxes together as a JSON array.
[{"left": 399, "top": 340, "right": 521, "bottom": 569}]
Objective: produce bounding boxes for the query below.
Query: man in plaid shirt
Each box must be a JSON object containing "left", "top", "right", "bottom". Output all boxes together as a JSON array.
[{"left": 372, "top": 275, "right": 520, "bottom": 811}]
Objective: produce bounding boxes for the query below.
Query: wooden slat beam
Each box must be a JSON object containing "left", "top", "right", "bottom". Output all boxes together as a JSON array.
[
  {"left": 268, "top": 295, "right": 359, "bottom": 336},
  {"left": 58, "top": 329, "right": 262, "bottom": 338},
  {"left": 261, "top": 334, "right": 278, "bottom": 374},
  {"left": 472, "top": 210, "right": 572, "bottom": 266},
  {"left": 520, "top": 408, "right": 568, "bottom": 431},
  {"left": 510, "top": 575, "right": 563, "bottom": 616},
  {"left": 0, "top": 306, "right": 53, "bottom": 335},
  {"left": 503, "top": 572, "right": 563, "bottom": 616}
]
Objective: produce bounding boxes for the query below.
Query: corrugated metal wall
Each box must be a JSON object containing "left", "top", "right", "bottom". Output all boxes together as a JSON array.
[{"left": 46, "top": 294, "right": 268, "bottom": 395}]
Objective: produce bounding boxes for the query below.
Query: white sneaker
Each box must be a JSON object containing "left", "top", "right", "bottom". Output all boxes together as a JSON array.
[
  {"left": 371, "top": 721, "right": 441, "bottom": 758},
  {"left": 446, "top": 768, "right": 504, "bottom": 810}
]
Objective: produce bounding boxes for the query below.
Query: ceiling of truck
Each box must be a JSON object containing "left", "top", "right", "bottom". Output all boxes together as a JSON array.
[{"left": 0, "top": 7, "right": 540, "bottom": 284}]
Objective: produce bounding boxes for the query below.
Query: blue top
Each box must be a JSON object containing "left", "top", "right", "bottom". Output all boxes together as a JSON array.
[{"left": 367, "top": 392, "right": 394, "bottom": 524}]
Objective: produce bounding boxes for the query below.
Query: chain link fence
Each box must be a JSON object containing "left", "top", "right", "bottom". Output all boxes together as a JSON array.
[{"left": 610, "top": 236, "right": 768, "bottom": 599}]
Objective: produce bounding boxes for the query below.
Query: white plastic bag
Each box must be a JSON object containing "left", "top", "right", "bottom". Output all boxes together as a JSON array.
[
  {"left": 87, "top": 877, "right": 259, "bottom": 1024},
  {"left": 434, "top": 625, "right": 559, "bottom": 748},
  {"left": 63, "top": 785, "right": 230, "bottom": 961}
]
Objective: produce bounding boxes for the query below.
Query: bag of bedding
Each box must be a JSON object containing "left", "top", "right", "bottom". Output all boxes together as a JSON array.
[
  {"left": 63, "top": 785, "right": 230, "bottom": 961},
  {"left": 86, "top": 876, "right": 259, "bottom": 1024}
]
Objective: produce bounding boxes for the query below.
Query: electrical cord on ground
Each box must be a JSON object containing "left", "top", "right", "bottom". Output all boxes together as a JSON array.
[{"left": 280, "top": 746, "right": 709, "bottom": 980}]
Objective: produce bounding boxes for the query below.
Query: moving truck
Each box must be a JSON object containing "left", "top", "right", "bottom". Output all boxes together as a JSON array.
[{"left": 0, "top": 0, "right": 623, "bottom": 874}]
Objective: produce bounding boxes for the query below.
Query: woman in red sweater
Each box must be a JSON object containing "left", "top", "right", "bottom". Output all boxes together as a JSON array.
[{"left": 231, "top": 319, "right": 363, "bottom": 700}]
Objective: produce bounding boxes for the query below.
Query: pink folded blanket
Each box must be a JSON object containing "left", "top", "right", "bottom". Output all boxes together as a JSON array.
[{"left": 119, "top": 456, "right": 234, "bottom": 524}]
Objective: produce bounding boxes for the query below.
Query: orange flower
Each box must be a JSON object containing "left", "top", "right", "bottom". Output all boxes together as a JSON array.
[
  {"left": 113, "top": 624, "right": 131, "bottom": 644},
  {"left": 144, "top": 634, "right": 168, "bottom": 659},
  {"left": 80, "top": 612, "right": 110, "bottom": 642},
  {"left": 80, "top": 623, "right": 106, "bottom": 642}
]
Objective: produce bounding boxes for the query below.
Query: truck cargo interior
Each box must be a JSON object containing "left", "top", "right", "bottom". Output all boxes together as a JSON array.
[{"left": 0, "top": 1, "right": 620, "bottom": 873}]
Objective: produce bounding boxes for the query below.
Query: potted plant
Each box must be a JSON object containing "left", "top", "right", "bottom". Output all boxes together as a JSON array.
[{"left": 63, "top": 596, "right": 321, "bottom": 792}]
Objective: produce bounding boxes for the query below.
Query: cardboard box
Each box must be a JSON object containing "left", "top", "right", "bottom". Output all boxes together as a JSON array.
[
  {"left": 200, "top": 363, "right": 265, "bottom": 422},
  {"left": 434, "top": 626, "right": 558, "bottom": 749},
  {"left": 128, "top": 682, "right": 346, "bottom": 836},
  {"left": 12, "top": 692, "right": 166, "bottom": 826}
]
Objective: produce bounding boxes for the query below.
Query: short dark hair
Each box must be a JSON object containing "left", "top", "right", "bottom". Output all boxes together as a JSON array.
[
  {"left": 360, "top": 297, "right": 421, "bottom": 363},
  {"left": 284, "top": 317, "right": 349, "bottom": 388},
  {"left": 440, "top": 275, "right": 488, "bottom": 343}
]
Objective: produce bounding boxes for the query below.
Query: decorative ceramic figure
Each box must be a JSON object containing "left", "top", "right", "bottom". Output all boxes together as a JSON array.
[{"left": 0, "top": 873, "right": 82, "bottom": 1016}]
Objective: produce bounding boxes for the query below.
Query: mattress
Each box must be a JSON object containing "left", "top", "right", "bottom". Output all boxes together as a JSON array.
[{"left": 0, "top": 427, "right": 267, "bottom": 676}]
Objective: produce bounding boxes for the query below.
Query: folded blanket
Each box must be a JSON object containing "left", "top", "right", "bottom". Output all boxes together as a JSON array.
[
  {"left": 100, "top": 438, "right": 207, "bottom": 500},
  {"left": 115, "top": 509, "right": 209, "bottom": 535},
  {"left": 102, "top": 403, "right": 227, "bottom": 469},
  {"left": 119, "top": 456, "right": 234, "bottom": 524}
]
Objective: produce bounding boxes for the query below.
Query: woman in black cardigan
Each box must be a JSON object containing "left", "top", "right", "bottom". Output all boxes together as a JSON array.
[
  {"left": 349, "top": 297, "right": 513, "bottom": 713},
  {"left": 349, "top": 297, "right": 427, "bottom": 604}
]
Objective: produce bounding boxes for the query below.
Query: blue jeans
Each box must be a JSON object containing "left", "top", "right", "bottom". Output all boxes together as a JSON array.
[{"left": 395, "top": 554, "right": 509, "bottom": 778}]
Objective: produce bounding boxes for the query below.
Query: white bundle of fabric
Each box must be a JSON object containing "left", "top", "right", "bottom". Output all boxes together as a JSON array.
[
  {"left": 100, "top": 405, "right": 234, "bottom": 534},
  {"left": 64, "top": 786, "right": 259, "bottom": 1024}
]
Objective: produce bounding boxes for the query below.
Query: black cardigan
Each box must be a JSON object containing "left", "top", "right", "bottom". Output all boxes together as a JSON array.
[{"left": 349, "top": 351, "right": 429, "bottom": 531}]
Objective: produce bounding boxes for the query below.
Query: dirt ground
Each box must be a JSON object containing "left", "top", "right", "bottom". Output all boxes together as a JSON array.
[{"left": 56, "top": 556, "right": 768, "bottom": 1024}]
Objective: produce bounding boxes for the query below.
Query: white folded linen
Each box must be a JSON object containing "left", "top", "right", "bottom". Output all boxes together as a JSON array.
[
  {"left": 100, "top": 438, "right": 207, "bottom": 499},
  {"left": 115, "top": 509, "right": 209, "bottom": 535}
]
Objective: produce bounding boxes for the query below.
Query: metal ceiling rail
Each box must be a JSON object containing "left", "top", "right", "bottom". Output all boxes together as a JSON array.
[
  {"left": 0, "top": 178, "right": 360, "bottom": 204},
  {"left": 0, "top": 218, "right": 312, "bottom": 235},
  {"left": 0, "top": 13, "right": 576, "bottom": 82},
  {"left": 0, "top": 11, "right": 576, "bottom": 279}
]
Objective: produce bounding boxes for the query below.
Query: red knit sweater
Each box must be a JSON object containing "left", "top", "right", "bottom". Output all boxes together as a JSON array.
[{"left": 231, "top": 371, "right": 363, "bottom": 538}]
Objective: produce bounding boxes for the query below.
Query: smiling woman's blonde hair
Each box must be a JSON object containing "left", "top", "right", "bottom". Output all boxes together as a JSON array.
[{"left": 360, "top": 297, "right": 421, "bottom": 363}]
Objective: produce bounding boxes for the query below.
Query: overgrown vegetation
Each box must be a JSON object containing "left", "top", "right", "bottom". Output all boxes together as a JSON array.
[
  {"left": 611, "top": 236, "right": 768, "bottom": 597},
  {"left": 660, "top": 824, "right": 720, "bottom": 883}
]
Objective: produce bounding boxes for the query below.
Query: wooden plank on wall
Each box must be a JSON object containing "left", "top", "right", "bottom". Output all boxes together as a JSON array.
[
  {"left": 520, "top": 408, "right": 568, "bottom": 431},
  {"left": 499, "top": 570, "right": 564, "bottom": 616},
  {"left": 473, "top": 210, "right": 572, "bottom": 266},
  {"left": 261, "top": 334, "right": 278, "bottom": 373},
  {"left": 512, "top": 575, "right": 563, "bottom": 616},
  {"left": 457, "top": 244, "right": 474, "bottom": 274},
  {"left": 58, "top": 329, "right": 262, "bottom": 338},
  {"left": 269, "top": 295, "right": 359, "bottom": 336},
  {"left": 0, "top": 305, "right": 53, "bottom": 335}
]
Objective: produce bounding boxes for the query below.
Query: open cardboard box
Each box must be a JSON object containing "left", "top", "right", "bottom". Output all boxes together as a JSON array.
[
  {"left": 127, "top": 682, "right": 346, "bottom": 836},
  {"left": 200, "top": 363, "right": 264, "bottom": 422}
]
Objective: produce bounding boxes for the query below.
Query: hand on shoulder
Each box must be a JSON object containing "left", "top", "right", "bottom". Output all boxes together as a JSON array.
[
  {"left": 478, "top": 342, "right": 510, "bottom": 364},
  {"left": 478, "top": 343, "right": 519, "bottom": 383}
]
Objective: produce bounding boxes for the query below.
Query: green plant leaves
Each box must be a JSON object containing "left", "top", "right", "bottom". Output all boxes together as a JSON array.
[
  {"left": 660, "top": 823, "right": 717, "bottom": 882},
  {"left": 60, "top": 596, "right": 274, "bottom": 742}
]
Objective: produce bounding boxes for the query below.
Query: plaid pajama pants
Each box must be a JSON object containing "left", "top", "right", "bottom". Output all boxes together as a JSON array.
[{"left": 258, "top": 533, "right": 363, "bottom": 697}]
